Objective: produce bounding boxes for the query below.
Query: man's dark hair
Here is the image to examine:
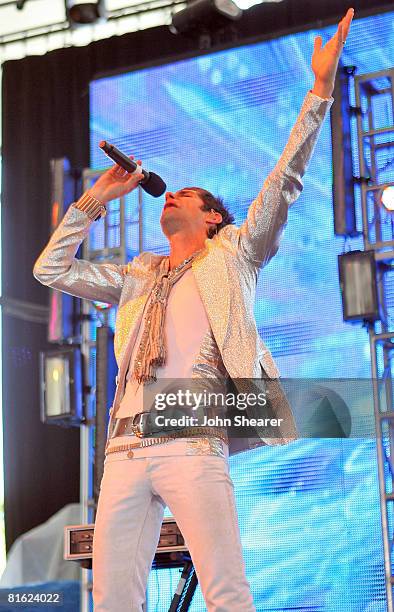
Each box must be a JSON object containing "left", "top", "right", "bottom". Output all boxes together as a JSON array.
[{"left": 187, "top": 187, "right": 235, "bottom": 238}]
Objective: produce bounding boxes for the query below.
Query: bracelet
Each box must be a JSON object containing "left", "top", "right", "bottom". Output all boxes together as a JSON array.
[{"left": 73, "top": 191, "right": 107, "bottom": 221}]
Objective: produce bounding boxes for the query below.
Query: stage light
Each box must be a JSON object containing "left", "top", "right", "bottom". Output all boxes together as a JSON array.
[
  {"left": 381, "top": 186, "right": 394, "bottom": 212},
  {"left": 331, "top": 64, "right": 358, "bottom": 237},
  {"left": 338, "top": 250, "right": 380, "bottom": 322},
  {"left": 170, "top": 0, "right": 242, "bottom": 35},
  {"left": 40, "top": 347, "right": 83, "bottom": 426},
  {"left": 66, "top": 0, "right": 103, "bottom": 25}
]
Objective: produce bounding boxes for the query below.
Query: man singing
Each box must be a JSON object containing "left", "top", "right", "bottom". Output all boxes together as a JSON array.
[{"left": 34, "top": 8, "right": 353, "bottom": 611}]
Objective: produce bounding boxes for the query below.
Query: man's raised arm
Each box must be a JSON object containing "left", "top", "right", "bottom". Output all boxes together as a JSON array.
[
  {"left": 33, "top": 156, "right": 144, "bottom": 304},
  {"left": 238, "top": 8, "right": 354, "bottom": 267}
]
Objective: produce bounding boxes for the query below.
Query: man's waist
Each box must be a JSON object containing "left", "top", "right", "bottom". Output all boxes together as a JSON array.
[{"left": 109, "top": 409, "right": 229, "bottom": 440}]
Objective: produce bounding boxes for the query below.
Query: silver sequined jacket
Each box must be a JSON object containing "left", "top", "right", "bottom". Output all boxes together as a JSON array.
[{"left": 34, "top": 91, "right": 333, "bottom": 456}]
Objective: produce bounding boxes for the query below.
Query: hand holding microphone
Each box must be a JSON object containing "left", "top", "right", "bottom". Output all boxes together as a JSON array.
[
  {"left": 89, "top": 142, "right": 167, "bottom": 204},
  {"left": 89, "top": 153, "right": 144, "bottom": 204}
]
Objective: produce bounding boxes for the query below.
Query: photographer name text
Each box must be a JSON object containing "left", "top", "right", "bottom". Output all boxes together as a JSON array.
[{"left": 154, "top": 415, "right": 283, "bottom": 428}]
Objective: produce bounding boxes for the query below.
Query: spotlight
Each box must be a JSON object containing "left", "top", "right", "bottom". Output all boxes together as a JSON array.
[
  {"left": 40, "top": 347, "right": 83, "bottom": 426},
  {"left": 338, "top": 250, "right": 380, "bottom": 322},
  {"left": 170, "top": 0, "right": 242, "bottom": 35},
  {"left": 66, "top": 0, "right": 103, "bottom": 25},
  {"left": 381, "top": 185, "right": 394, "bottom": 212}
]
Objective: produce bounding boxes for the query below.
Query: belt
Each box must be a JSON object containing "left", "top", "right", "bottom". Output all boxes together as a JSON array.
[
  {"left": 105, "top": 427, "right": 228, "bottom": 455},
  {"left": 109, "top": 410, "right": 227, "bottom": 439},
  {"left": 110, "top": 412, "right": 162, "bottom": 438}
]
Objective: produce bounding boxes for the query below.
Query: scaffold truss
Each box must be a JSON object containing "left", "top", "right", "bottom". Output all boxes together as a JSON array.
[{"left": 354, "top": 67, "right": 394, "bottom": 611}]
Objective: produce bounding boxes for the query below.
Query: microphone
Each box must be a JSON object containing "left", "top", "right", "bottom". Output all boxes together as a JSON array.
[{"left": 99, "top": 140, "right": 166, "bottom": 198}]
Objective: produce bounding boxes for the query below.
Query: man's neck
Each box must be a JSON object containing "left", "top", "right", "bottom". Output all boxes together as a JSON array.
[{"left": 168, "top": 233, "right": 206, "bottom": 270}]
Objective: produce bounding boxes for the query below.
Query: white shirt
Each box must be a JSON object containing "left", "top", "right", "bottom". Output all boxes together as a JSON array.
[{"left": 107, "top": 268, "right": 229, "bottom": 458}]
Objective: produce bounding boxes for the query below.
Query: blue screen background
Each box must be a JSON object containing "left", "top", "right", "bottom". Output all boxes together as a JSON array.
[{"left": 89, "top": 10, "right": 394, "bottom": 610}]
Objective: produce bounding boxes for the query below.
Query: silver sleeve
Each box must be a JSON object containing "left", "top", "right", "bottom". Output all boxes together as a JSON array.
[
  {"left": 238, "top": 91, "right": 334, "bottom": 267},
  {"left": 33, "top": 204, "right": 127, "bottom": 305}
]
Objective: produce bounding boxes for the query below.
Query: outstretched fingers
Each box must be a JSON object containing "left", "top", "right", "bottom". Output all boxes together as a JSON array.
[
  {"left": 336, "top": 23, "right": 343, "bottom": 51},
  {"left": 342, "top": 8, "right": 354, "bottom": 41},
  {"left": 331, "top": 8, "right": 354, "bottom": 55}
]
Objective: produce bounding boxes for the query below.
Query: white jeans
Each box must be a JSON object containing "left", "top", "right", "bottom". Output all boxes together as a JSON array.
[{"left": 92, "top": 450, "right": 256, "bottom": 611}]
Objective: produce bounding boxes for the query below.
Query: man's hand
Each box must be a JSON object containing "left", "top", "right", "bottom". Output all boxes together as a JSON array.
[
  {"left": 89, "top": 156, "right": 144, "bottom": 204},
  {"left": 311, "top": 8, "right": 354, "bottom": 99}
]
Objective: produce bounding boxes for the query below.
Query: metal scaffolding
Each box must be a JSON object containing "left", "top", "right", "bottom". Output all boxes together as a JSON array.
[{"left": 354, "top": 67, "right": 394, "bottom": 610}]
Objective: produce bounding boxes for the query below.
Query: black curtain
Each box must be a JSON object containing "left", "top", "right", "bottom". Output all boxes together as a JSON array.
[
  {"left": 1, "top": 48, "right": 91, "bottom": 552},
  {"left": 1, "top": 0, "right": 390, "bottom": 551}
]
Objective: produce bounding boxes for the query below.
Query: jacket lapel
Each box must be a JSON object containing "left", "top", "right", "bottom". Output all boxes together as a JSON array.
[
  {"left": 114, "top": 257, "right": 165, "bottom": 365},
  {"left": 114, "top": 290, "right": 151, "bottom": 364},
  {"left": 192, "top": 241, "right": 230, "bottom": 352}
]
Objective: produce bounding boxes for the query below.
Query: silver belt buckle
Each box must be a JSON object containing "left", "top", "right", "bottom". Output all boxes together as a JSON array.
[{"left": 132, "top": 412, "right": 151, "bottom": 438}]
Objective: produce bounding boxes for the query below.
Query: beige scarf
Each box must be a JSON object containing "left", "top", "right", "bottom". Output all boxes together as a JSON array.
[{"left": 132, "top": 251, "right": 201, "bottom": 384}]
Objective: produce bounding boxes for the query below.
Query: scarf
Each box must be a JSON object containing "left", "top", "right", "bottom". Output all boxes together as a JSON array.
[{"left": 132, "top": 251, "right": 201, "bottom": 384}]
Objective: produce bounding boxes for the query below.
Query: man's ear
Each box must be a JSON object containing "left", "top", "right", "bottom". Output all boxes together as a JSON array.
[{"left": 207, "top": 210, "right": 222, "bottom": 226}]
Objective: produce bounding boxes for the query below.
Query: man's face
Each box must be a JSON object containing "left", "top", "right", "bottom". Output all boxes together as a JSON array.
[{"left": 160, "top": 188, "right": 212, "bottom": 238}]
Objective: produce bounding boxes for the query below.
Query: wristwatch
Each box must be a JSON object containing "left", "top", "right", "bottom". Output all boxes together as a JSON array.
[{"left": 73, "top": 191, "right": 107, "bottom": 221}]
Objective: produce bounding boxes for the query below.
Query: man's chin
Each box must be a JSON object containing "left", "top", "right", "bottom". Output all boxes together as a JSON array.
[{"left": 160, "top": 213, "right": 182, "bottom": 237}]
